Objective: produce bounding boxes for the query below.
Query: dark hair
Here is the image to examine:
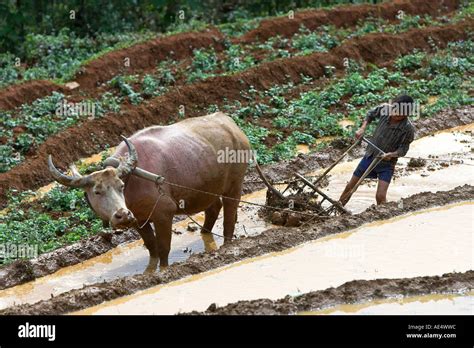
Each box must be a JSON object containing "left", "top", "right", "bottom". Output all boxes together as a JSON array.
[{"left": 391, "top": 94, "right": 414, "bottom": 116}]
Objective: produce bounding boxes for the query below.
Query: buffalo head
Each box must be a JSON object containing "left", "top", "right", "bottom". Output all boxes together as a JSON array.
[{"left": 48, "top": 136, "right": 138, "bottom": 229}]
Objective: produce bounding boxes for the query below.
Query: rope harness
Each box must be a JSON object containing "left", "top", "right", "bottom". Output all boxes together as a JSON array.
[
  {"left": 133, "top": 139, "right": 472, "bottom": 239},
  {"left": 136, "top": 175, "right": 333, "bottom": 239}
]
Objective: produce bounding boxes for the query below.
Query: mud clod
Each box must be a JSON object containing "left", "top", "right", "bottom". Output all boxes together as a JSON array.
[
  {"left": 1, "top": 184, "right": 472, "bottom": 315},
  {"left": 187, "top": 271, "right": 474, "bottom": 315},
  {"left": 407, "top": 157, "right": 427, "bottom": 168},
  {"left": 262, "top": 190, "right": 326, "bottom": 227}
]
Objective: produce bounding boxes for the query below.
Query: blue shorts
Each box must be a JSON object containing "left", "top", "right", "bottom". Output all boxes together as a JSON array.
[{"left": 353, "top": 155, "right": 395, "bottom": 183}]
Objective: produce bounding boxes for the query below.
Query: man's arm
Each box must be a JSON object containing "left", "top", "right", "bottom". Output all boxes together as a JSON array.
[
  {"left": 395, "top": 126, "right": 415, "bottom": 157},
  {"left": 355, "top": 104, "right": 387, "bottom": 139},
  {"left": 381, "top": 126, "right": 415, "bottom": 160}
]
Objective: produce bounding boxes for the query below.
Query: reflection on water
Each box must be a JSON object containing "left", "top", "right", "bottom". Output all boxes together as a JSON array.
[
  {"left": 75, "top": 202, "right": 473, "bottom": 315},
  {"left": 301, "top": 292, "right": 474, "bottom": 315},
  {"left": 317, "top": 124, "right": 473, "bottom": 213},
  {"left": 2, "top": 124, "right": 472, "bottom": 312},
  {"left": 0, "top": 188, "right": 271, "bottom": 310}
]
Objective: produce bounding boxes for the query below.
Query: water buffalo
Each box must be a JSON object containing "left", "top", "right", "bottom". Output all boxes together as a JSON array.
[{"left": 48, "top": 112, "right": 251, "bottom": 272}]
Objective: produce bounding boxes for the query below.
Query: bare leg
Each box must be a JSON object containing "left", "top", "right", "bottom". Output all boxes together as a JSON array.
[
  {"left": 375, "top": 179, "right": 390, "bottom": 205},
  {"left": 339, "top": 175, "right": 361, "bottom": 206},
  {"left": 201, "top": 198, "right": 222, "bottom": 234},
  {"left": 137, "top": 223, "right": 159, "bottom": 274}
]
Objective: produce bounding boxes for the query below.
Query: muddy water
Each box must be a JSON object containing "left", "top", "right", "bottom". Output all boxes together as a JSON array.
[
  {"left": 318, "top": 124, "right": 473, "bottom": 213},
  {"left": 76, "top": 202, "right": 473, "bottom": 314},
  {"left": 1, "top": 125, "right": 471, "bottom": 310},
  {"left": 0, "top": 190, "right": 272, "bottom": 310},
  {"left": 301, "top": 292, "right": 474, "bottom": 315}
]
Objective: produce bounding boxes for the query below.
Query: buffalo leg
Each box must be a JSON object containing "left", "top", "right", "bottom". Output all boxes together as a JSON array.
[
  {"left": 201, "top": 198, "right": 222, "bottom": 234},
  {"left": 222, "top": 188, "right": 240, "bottom": 243},
  {"left": 137, "top": 223, "right": 159, "bottom": 274},
  {"left": 153, "top": 214, "right": 173, "bottom": 269}
]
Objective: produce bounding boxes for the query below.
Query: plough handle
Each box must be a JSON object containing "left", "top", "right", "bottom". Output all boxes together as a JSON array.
[
  {"left": 347, "top": 156, "right": 384, "bottom": 197},
  {"left": 254, "top": 158, "right": 285, "bottom": 200},
  {"left": 312, "top": 137, "right": 362, "bottom": 186}
]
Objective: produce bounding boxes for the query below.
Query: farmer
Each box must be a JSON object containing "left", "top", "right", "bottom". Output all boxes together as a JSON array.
[{"left": 339, "top": 94, "right": 416, "bottom": 206}]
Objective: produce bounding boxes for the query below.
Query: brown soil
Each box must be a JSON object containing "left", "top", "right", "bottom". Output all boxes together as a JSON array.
[
  {"left": 187, "top": 271, "right": 474, "bottom": 315},
  {"left": 1, "top": 184, "right": 472, "bottom": 315},
  {"left": 0, "top": 80, "right": 65, "bottom": 110},
  {"left": 73, "top": 29, "right": 225, "bottom": 93},
  {"left": 0, "top": 30, "right": 225, "bottom": 112},
  {"left": 237, "top": 0, "right": 460, "bottom": 43},
  {"left": 0, "top": 0, "right": 460, "bottom": 111},
  {"left": 408, "top": 157, "right": 427, "bottom": 168},
  {"left": 0, "top": 21, "right": 471, "bottom": 203},
  {"left": 259, "top": 189, "right": 329, "bottom": 227},
  {"left": 0, "top": 106, "right": 471, "bottom": 292}
]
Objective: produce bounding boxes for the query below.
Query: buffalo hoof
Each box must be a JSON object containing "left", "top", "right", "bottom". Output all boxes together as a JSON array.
[
  {"left": 201, "top": 233, "right": 218, "bottom": 252},
  {"left": 143, "top": 257, "right": 159, "bottom": 274}
]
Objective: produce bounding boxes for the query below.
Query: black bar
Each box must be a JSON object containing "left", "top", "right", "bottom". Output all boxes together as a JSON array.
[{"left": 0, "top": 315, "right": 472, "bottom": 346}]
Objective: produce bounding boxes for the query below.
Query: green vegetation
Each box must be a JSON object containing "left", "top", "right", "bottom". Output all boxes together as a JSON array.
[
  {"left": 0, "top": 30, "right": 156, "bottom": 88},
  {"left": 0, "top": 186, "right": 103, "bottom": 264},
  {"left": 217, "top": 40, "right": 473, "bottom": 163},
  {"left": 1, "top": 37, "right": 471, "bottom": 172},
  {"left": 0, "top": 0, "right": 380, "bottom": 88},
  {"left": 291, "top": 25, "right": 340, "bottom": 55},
  {"left": 1, "top": 2, "right": 472, "bottom": 263},
  {"left": 0, "top": 92, "right": 120, "bottom": 172},
  {"left": 1, "top": 1, "right": 381, "bottom": 54},
  {"left": 3, "top": 1, "right": 471, "bottom": 89},
  {"left": 187, "top": 48, "right": 220, "bottom": 82},
  {"left": 108, "top": 75, "right": 143, "bottom": 105}
]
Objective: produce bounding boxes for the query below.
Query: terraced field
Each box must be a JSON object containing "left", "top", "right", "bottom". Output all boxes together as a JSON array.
[{"left": 0, "top": 0, "right": 472, "bottom": 316}]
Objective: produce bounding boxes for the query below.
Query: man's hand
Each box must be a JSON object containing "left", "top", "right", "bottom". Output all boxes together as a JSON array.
[
  {"left": 355, "top": 128, "right": 364, "bottom": 139},
  {"left": 379, "top": 151, "right": 398, "bottom": 160},
  {"left": 355, "top": 120, "right": 369, "bottom": 139}
]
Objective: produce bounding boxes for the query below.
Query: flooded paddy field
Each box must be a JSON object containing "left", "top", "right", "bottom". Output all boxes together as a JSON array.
[
  {"left": 0, "top": 122, "right": 472, "bottom": 311},
  {"left": 301, "top": 292, "right": 473, "bottom": 316},
  {"left": 73, "top": 202, "right": 473, "bottom": 314},
  {"left": 1, "top": 184, "right": 471, "bottom": 315},
  {"left": 190, "top": 271, "right": 473, "bottom": 315}
]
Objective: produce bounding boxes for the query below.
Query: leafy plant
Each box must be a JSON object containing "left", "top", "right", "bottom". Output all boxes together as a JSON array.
[
  {"left": 108, "top": 75, "right": 143, "bottom": 105},
  {"left": 187, "top": 48, "right": 218, "bottom": 82}
]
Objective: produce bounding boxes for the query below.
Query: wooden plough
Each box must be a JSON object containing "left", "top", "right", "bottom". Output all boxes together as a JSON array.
[{"left": 255, "top": 136, "right": 387, "bottom": 219}]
